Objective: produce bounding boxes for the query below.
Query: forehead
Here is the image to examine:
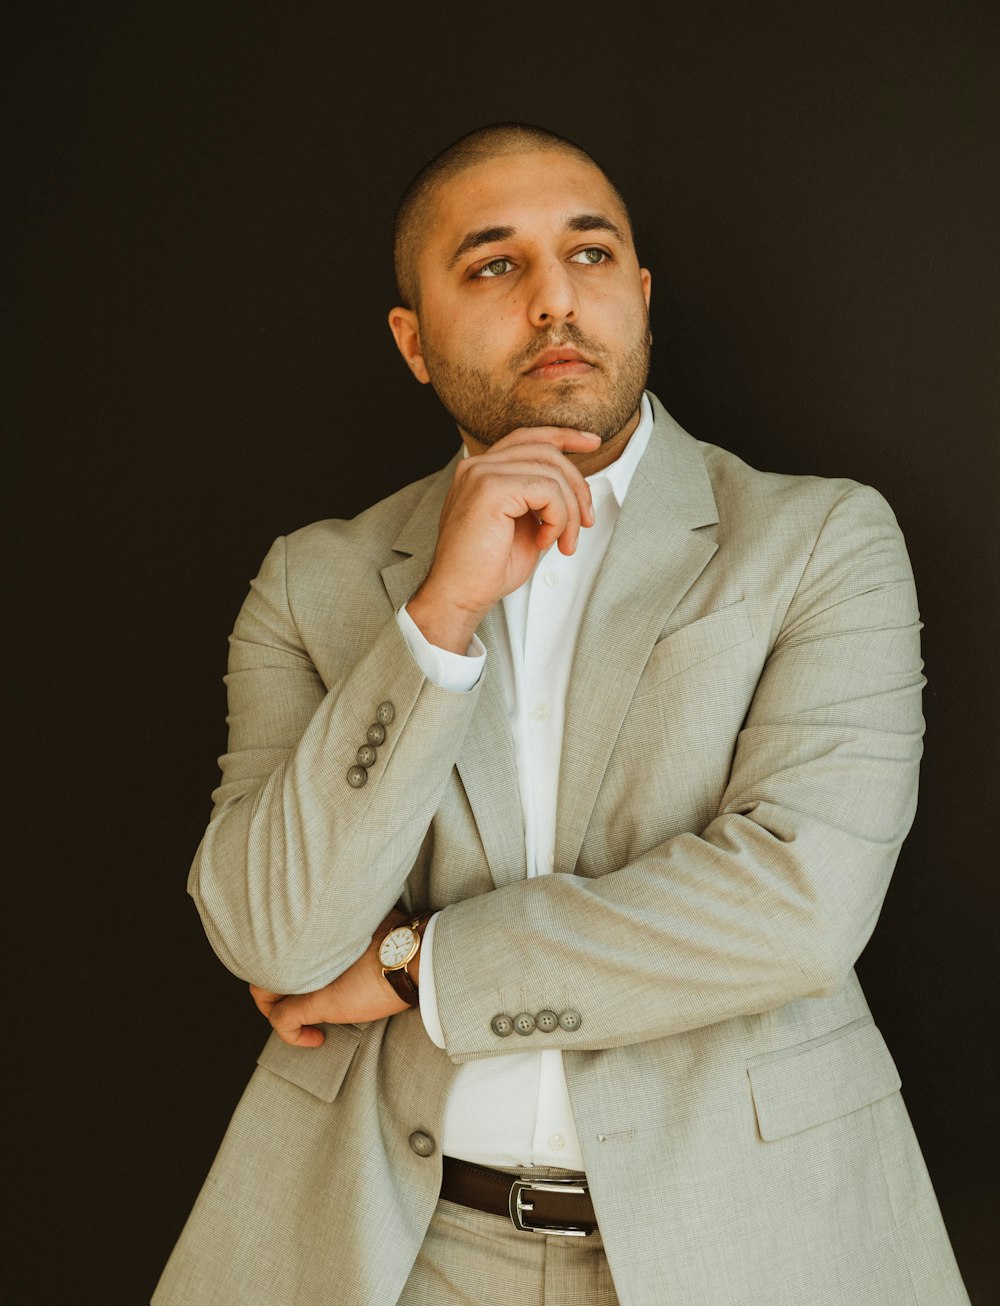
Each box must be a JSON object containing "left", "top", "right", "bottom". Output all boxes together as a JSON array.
[{"left": 424, "top": 149, "right": 631, "bottom": 258}]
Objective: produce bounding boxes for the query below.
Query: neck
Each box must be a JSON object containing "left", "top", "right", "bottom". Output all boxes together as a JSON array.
[{"left": 567, "top": 406, "right": 642, "bottom": 476}]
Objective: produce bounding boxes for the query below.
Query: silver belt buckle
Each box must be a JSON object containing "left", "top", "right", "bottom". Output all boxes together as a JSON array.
[{"left": 508, "top": 1178, "right": 591, "bottom": 1236}]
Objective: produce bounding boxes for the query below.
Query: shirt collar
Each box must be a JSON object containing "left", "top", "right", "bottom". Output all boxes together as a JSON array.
[{"left": 586, "top": 391, "right": 654, "bottom": 506}]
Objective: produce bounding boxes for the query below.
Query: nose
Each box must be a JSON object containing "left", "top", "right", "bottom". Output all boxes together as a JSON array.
[{"left": 526, "top": 259, "right": 578, "bottom": 328}]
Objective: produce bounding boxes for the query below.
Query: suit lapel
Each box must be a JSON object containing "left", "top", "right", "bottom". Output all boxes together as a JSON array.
[
  {"left": 379, "top": 399, "right": 717, "bottom": 887},
  {"left": 378, "top": 460, "right": 455, "bottom": 614},
  {"left": 380, "top": 456, "right": 526, "bottom": 890},
  {"left": 454, "top": 606, "right": 527, "bottom": 888},
  {"left": 556, "top": 398, "right": 720, "bottom": 874}
]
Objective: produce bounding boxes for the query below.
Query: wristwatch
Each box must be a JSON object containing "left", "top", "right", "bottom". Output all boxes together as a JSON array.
[{"left": 378, "top": 913, "right": 431, "bottom": 1008}]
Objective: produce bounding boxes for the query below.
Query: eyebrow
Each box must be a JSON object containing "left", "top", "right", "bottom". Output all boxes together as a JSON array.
[
  {"left": 446, "top": 213, "right": 627, "bottom": 269},
  {"left": 447, "top": 225, "right": 516, "bottom": 269}
]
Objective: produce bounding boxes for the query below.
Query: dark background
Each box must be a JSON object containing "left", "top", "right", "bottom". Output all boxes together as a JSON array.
[{"left": 7, "top": 1, "right": 998, "bottom": 1300}]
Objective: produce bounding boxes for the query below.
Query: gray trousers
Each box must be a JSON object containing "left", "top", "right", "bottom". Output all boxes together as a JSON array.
[{"left": 398, "top": 1196, "right": 620, "bottom": 1306}]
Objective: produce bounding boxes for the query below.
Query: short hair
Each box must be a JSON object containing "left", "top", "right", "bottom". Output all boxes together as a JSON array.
[{"left": 392, "top": 122, "right": 633, "bottom": 310}]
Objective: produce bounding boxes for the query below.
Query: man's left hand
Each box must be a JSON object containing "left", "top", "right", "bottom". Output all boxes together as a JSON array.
[{"left": 250, "top": 911, "right": 416, "bottom": 1047}]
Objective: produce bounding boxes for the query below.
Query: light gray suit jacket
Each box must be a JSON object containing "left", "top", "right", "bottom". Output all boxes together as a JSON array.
[{"left": 155, "top": 396, "right": 968, "bottom": 1305}]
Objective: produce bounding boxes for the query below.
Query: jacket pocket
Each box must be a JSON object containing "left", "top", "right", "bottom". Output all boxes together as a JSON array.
[
  {"left": 746, "top": 1018, "right": 901, "bottom": 1142},
  {"left": 635, "top": 599, "right": 754, "bottom": 696},
  {"left": 256, "top": 1023, "right": 363, "bottom": 1103}
]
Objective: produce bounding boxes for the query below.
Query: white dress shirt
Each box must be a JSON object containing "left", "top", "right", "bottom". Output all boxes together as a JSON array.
[{"left": 396, "top": 395, "right": 654, "bottom": 1170}]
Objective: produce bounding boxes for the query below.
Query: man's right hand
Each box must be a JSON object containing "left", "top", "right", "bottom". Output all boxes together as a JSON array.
[{"left": 406, "top": 426, "right": 601, "bottom": 653}]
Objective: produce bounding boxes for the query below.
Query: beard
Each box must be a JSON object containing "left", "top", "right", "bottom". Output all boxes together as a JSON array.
[{"left": 421, "top": 318, "right": 652, "bottom": 447}]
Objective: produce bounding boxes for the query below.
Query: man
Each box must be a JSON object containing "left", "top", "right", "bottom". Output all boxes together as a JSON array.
[{"left": 155, "top": 124, "right": 968, "bottom": 1305}]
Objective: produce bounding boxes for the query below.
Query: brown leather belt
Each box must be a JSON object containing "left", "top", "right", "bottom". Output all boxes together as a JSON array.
[{"left": 440, "top": 1157, "right": 597, "bottom": 1236}]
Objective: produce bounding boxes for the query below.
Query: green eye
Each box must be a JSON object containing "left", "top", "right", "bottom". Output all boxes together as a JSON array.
[
  {"left": 574, "top": 248, "right": 607, "bottom": 265},
  {"left": 477, "top": 257, "right": 512, "bottom": 278}
]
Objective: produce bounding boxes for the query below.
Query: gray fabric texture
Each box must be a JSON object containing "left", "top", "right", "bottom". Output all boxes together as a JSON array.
[{"left": 154, "top": 396, "right": 968, "bottom": 1306}]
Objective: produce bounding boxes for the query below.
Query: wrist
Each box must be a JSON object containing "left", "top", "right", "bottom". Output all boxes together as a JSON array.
[
  {"left": 407, "top": 584, "right": 485, "bottom": 655},
  {"left": 377, "top": 912, "right": 432, "bottom": 1008}
]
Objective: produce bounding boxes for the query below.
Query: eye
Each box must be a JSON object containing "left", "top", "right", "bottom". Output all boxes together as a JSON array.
[
  {"left": 570, "top": 247, "right": 609, "bottom": 265},
  {"left": 473, "top": 257, "right": 514, "bottom": 279}
]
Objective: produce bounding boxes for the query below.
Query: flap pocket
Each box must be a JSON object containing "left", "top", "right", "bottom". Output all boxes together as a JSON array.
[
  {"left": 747, "top": 1018, "right": 901, "bottom": 1142},
  {"left": 637, "top": 600, "right": 754, "bottom": 695},
  {"left": 257, "top": 1023, "right": 363, "bottom": 1103}
]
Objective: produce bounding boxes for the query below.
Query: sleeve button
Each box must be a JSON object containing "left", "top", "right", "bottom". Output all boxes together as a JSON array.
[
  {"left": 491, "top": 1014, "right": 514, "bottom": 1037},
  {"left": 513, "top": 1012, "right": 536, "bottom": 1035},
  {"left": 558, "top": 1010, "right": 582, "bottom": 1032},
  {"left": 366, "top": 722, "right": 387, "bottom": 747},
  {"left": 535, "top": 1009, "right": 559, "bottom": 1033},
  {"left": 346, "top": 765, "right": 368, "bottom": 789},
  {"left": 376, "top": 701, "right": 395, "bottom": 725},
  {"left": 356, "top": 744, "right": 377, "bottom": 768}
]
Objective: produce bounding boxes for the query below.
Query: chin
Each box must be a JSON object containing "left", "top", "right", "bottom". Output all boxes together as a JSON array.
[{"left": 532, "top": 399, "right": 637, "bottom": 445}]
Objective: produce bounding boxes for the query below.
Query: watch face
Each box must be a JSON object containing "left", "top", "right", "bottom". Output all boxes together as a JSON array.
[{"left": 379, "top": 926, "right": 417, "bottom": 969}]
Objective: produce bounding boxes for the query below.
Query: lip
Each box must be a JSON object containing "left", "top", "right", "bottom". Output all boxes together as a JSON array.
[{"left": 523, "top": 346, "right": 596, "bottom": 379}]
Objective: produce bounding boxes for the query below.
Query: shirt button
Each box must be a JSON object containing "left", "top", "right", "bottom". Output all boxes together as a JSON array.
[
  {"left": 531, "top": 703, "right": 550, "bottom": 721},
  {"left": 549, "top": 1134, "right": 566, "bottom": 1151},
  {"left": 543, "top": 571, "right": 559, "bottom": 588}
]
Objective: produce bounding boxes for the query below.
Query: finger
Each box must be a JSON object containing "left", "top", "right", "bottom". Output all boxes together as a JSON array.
[
  {"left": 268, "top": 994, "right": 327, "bottom": 1048},
  {"left": 470, "top": 438, "right": 596, "bottom": 531},
  {"left": 497, "top": 470, "right": 577, "bottom": 553},
  {"left": 249, "top": 983, "right": 285, "bottom": 1016},
  {"left": 491, "top": 426, "right": 602, "bottom": 455},
  {"left": 462, "top": 458, "right": 587, "bottom": 547},
  {"left": 275, "top": 1022, "right": 325, "bottom": 1048}
]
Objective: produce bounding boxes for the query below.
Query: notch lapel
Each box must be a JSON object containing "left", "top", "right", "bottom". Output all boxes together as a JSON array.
[{"left": 555, "top": 400, "right": 720, "bottom": 874}]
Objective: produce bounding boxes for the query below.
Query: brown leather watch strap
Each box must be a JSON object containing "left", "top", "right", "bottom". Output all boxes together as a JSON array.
[
  {"left": 381, "top": 912, "right": 432, "bottom": 1008},
  {"left": 383, "top": 966, "right": 420, "bottom": 1006}
]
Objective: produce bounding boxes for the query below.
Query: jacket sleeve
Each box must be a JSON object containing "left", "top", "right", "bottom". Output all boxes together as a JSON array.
[
  {"left": 187, "top": 534, "right": 482, "bottom": 994},
  {"left": 428, "top": 485, "right": 927, "bottom": 1061}
]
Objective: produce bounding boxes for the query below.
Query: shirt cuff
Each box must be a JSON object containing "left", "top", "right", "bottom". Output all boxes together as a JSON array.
[
  {"left": 417, "top": 912, "right": 446, "bottom": 1049},
  {"left": 397, "top": 604, "right": 486, "bottom": 692}
]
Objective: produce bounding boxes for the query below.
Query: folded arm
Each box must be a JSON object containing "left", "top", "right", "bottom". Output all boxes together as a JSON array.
[
  {"left": 428, "top": 483, "right": 925, "bottom": 1059},
  {"left": 247, "top": 483, "right": 924, "bottom": 1060},
  {"left": 187, "top": 535, "right": 482, "bottom": 995}
]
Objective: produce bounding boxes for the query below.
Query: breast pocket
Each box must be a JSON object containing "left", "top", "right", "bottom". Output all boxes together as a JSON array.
[
  {"left": 635, "top": 599, "right": 755, "bottom": 698},
  {"left": 746, "top": 1018, "right": 901, "bottom": 1141},
  {"left": 256, "top": 1023, "right": 363, "bottom": 1103}
]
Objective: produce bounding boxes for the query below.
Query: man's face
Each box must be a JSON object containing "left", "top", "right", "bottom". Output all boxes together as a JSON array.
[{"left": 390, "top": 150, "right": 652, "bottom": 449}]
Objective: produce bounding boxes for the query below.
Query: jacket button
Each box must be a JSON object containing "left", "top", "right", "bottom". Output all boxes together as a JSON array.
[
  {"left": 376, "top": 701, "right": 395, "bottom": 726},
  {"left": 346, "top": 765, "right": 368, "bottom": 789},
  {"left": 558, "top": 1010, "right": 582, "bottom": 1032},
  {"left": 356, "top": 744, "right": 377, "bottom": 768},
  {"left": 491, "top": 1014, "right": 514, "bottom": 1037},
  {"left": 535, "top": 1009, "right": 559, "bottom": 1033},
  {"left": 408, "top": 1130, "right": 435, "bottom": 1157},
  {"left": 367, "top": 722, "right": 387, "bottom": 747},
  {"left": 513, "top": 1012, "right": 536, "bottom": 1035}
]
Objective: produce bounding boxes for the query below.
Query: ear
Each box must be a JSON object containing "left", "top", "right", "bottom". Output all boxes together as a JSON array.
[
  {"left": 640, "top": 267, "right": 652, "bottom": 311},
  {"left": 388, "top": 306, "right": 431, "bottom": 384}
]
